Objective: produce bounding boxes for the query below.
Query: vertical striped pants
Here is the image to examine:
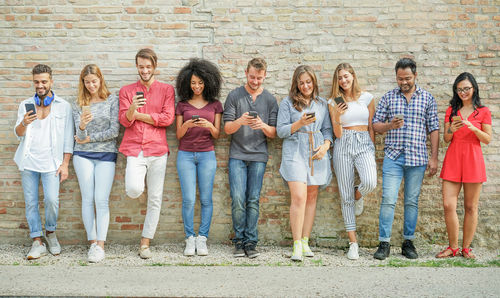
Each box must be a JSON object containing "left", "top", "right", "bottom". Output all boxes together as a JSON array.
[{"left": 333, "top": 130, "right": 377, "bottom": 231}]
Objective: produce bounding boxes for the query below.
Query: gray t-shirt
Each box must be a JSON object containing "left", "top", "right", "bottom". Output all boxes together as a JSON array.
[{"left": 223, "top": 86, "right": 278, "bottom": 162}]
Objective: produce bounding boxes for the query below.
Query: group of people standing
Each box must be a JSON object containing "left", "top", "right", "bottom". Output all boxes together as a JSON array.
[{"left": 14, "top": 48, "right": 492, "bottom": 263}]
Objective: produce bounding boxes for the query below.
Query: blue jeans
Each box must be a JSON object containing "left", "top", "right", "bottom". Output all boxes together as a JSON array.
[
  {"left": 177, "top": 150, "right": 217, "bottom": 238},
  {"left": 228, "top": 158, "right": 267, "bottom": 246},
  {"left": 73, "top": 155, "right": 115, "bottom": 241},
  {"left": 379, "top": 154, "right": 426, "bottom": 242},
  {"left": 21, "top": 169, "right": 60, "bottom": 238}
]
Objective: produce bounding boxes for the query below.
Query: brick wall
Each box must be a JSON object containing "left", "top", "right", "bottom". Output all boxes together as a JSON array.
[{"left": 1, "top": 0, "right": 498, "bottom": 248}]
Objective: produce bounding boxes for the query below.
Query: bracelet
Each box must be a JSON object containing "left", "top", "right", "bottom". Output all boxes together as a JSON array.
[{"left": 21, "top": 120, "right": 27, "bottom": 127}]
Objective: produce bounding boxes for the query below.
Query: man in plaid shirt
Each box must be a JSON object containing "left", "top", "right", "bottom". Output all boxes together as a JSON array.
[{"left": 372, "top": 58, "right": 439, "bottom": 260}]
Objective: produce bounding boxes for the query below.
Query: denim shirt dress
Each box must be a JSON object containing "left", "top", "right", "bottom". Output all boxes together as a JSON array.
[{"left": 277, "top": 96, "right": 333, "bottom": 187}]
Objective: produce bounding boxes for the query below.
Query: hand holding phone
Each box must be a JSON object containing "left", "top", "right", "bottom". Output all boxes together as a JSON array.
[
  {"left": 306, "top": 112, "right": 316, "bottom": 119},
  {"left": 25, "top": 103, "right": 36, "bottom": 115},
  {"left": 452, "top": 116, "right": 461, "bottom": 122},
  {"left": 334, "top": 96, "right": 345, "bottom": 105},
  {"left": 390, "top": 114, "right": 404, "bottom": 130},
  {"left": 22, "top": 103, "right": 38, "bottom": 126},
  {"left": 82, "top": 105, "right": 91, "bottom": 115},
  {"left": 248, "top": 111, "right": 258, "bottom": 118},
  {"left": 136, "top": 91, "right": 146, "bottom": 107},
  {"left": 394, "top": 114, "right": 404, "bottom": 120},
  {"left": 191, "top": 115, "right": 200, "bottom": 122}
]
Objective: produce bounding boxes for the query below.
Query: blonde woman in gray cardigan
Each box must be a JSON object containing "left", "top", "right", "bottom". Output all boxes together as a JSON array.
[{"left": 72, "top": 64, "right": 119, "bottom": 263}]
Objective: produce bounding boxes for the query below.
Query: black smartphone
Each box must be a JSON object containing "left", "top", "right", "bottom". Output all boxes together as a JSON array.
[
  {"left": 191, "top": 115, "right": 200, "bottom": 122},
  {"left": 306, "top": 112, "right": 315, "bottom": 119},
  {"left": 25, "top": 103, "right": 36, "bottom": 115},
  {"left": 334, "top": 96, "right": 345, "bottom": 105},
  {"left": 248, "top": 111, "right": 258, "bottom": 118},
  {"left": 136, "top": 91, "right": 145, "bottom": 107}
]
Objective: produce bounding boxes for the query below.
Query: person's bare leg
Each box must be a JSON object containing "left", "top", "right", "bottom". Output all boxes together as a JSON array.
[
  {"left": 288, "top": 181, "right": 307, "bottom": 241},
  {"left": 442, "top": 180, "right": 462, "bottom": 249},
  {"left": 301, "top": 185, "right": 319, "bottom": 238},
  {"left": 462, "top": 183, "right": 482, "bottom": 249}
]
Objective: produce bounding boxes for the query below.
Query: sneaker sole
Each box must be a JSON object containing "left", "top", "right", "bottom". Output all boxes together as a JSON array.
[
  {"left": 290, "top": 256, "right": 303, "bottom": 262},
  {"left": 373, "top": 253, "right": 388, "bottom": 260},
  {"left": 27, "top": 253, "right": 46, "bottom": 260},
  {"left": 246, "top": 253, "right": 260, "bottom": 259},
  {"left": 233, "top": 253, "right": 246, "bottom": 258}
]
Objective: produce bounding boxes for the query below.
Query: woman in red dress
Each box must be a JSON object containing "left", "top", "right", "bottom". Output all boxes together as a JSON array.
[{"left": 437, "top": 72, "right": 492, "bottom": 259}]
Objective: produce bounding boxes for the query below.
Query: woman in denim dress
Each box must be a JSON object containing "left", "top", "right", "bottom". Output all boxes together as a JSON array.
[{"left": 277, "top": 65, "right": 333, "bottom": 261}]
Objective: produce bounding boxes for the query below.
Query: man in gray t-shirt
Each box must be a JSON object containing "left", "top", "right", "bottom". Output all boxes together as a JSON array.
[{"left": 223, "top": 58, "right": 278, "bottom": 259}]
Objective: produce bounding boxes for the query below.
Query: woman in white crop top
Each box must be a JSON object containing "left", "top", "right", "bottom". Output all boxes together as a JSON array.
[{"left": 328, "top": 63, "right": 377, "bottom": 260}]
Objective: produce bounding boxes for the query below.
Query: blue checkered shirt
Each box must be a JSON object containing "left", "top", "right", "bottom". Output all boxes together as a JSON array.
[{"left": 372, "top": 85, "right": 439, "bottom": 166}]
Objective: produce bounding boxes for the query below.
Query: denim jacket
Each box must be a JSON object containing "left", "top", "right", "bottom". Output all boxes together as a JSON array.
[{"left": 14, "top": 95, "right": 74, "bottom": 171}]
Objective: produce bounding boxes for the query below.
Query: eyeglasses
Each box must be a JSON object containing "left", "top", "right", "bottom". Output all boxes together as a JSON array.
[{"left": 456, "top": 87, "right": 473, "bottom": 93}]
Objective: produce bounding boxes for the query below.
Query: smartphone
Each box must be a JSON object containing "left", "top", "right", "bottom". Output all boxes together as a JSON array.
[
  {"left": 394, "top": 114, "right": 404, "bottom": 120},
  {"left": 333, "top": 96, "right": 345, "bottom": 105},
  {"left": 82, "top": 105, "right": 91, "bottom": 114},
  {"left": 25, "top": 103, "right": 36, "bottom": 115},
  {"left": 248, "top": 111, "right": 258, "bottom": 118},
  {"left": 136, "top": 91, "right": 146, "bottom": 106},
  {"left": 191, "top": 115, "right": 200, "bottom": 122},
  {"left": 452, "top": 116, "right": 462, "bottom": 122},
  {"left": 306, "top": 112, "right": 315, "bottom": 119}
]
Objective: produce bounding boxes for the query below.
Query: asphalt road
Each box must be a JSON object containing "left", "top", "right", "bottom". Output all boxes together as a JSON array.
[{"left": 1, "top": 266, "right": 500, "bottom": 297}]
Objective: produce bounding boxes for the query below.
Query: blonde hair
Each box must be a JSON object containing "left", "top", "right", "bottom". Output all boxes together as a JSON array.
[
  {"left": 329, "top": 63, "right": 361, "bottom": 101},
  {"left": 77, "top": 64, "right": 111, "bottom": 107},
  {"left": 289, "top": 65, "right": 319, "bottom": 112}
]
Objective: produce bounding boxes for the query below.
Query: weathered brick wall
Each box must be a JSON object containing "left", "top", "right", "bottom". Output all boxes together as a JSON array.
[{"left": 1, "top": 1, "right": 498, "bottom": 248}]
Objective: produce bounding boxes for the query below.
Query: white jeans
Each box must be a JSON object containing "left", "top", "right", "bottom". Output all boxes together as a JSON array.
[{"left": 125, "top": 151, "right": 168, "bottom": 239}]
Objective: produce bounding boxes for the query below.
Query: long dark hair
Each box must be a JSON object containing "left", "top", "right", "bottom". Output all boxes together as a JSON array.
[
  {"left": 449, "top": 72, "right": 483, "bottom": 122},
  {"left": 176, "top": 58, "right": 222, "bottom": 102}
]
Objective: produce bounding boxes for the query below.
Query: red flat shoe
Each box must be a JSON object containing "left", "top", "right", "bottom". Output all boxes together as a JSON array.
[
  {"left": 461, "top": 247, "right": 476, "bottom": 259},
  {"left": 436, "top": 246, "right": 460, "bottom": 258}
]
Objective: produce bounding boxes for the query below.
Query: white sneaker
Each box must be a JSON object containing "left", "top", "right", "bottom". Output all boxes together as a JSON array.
[
  {"left": 44, "top": 232, "right": 61, "bottom": 255},
  {"left": 27, "top": 240, "right": 47, "bottom": 260},
  {"left": 354, "top": 197, "right": 364, "bottom": 216},
  {"left": 139, "top": 245, "right": 152, "bottom": 259},
  {"left": 301, "top": 237, "right": 314, "bottom": 257},
  {"left": 291, "top": 240, "right": 303, "bottom": 261},
  {"left": 347, "top": 242, "right": 359, "bottom": 260},
  {"left": 195, "top": 236, "right": 208, "bottom": 256},
  {"left": 184, "top": 236, "right": 196, "bottom": 256},
  {"left": 88, "top": 243, "right": 105, "bottom": 263}
]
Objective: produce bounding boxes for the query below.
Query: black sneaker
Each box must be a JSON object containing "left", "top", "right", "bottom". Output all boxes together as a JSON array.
[
  {"left": 233, "top": 242, "right": 245, "bottom": 258},
  {"left": 244, "top": 245, "right": 260, "bottom": 259},
  {"left": 401, "top": 240, "right": 418, "bottom": 259},
  {"left": 373, "top": 241, "right": 390, "bottom": 260}
]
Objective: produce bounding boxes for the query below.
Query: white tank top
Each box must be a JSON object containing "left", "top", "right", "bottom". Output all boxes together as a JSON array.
[{"left": 339, "top": 92, "right": 373, "bottom": 127}]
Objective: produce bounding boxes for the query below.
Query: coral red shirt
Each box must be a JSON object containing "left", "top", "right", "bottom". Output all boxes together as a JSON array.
[{"left": 119, "top": 80, "right": 175, "bottom": 157}]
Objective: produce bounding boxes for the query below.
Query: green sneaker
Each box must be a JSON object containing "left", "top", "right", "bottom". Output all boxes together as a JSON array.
[
  {"left": 291, "top": 240, "right": 303, "bottom": 261},
  {"left": 301, "top": 237, "right": 314, "bottom": 257}
]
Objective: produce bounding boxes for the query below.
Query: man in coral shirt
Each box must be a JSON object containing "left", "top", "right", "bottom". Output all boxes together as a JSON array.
[{"left": 119, "top": 48, "right": 175, "bottom": 259}]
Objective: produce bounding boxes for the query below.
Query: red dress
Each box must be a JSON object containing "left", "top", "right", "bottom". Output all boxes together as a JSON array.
[{"left": 440, "top": 106, "right": 491, "bottom": 183}]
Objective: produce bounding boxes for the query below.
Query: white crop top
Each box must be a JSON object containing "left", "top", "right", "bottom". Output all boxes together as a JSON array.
[{"left": 338, "top": 92, "right": 373, "bottom": 127}]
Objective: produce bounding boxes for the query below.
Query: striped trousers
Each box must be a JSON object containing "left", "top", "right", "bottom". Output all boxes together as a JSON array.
[{"left": 333, "top": 130, "right": 377, "bottom": 232}]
